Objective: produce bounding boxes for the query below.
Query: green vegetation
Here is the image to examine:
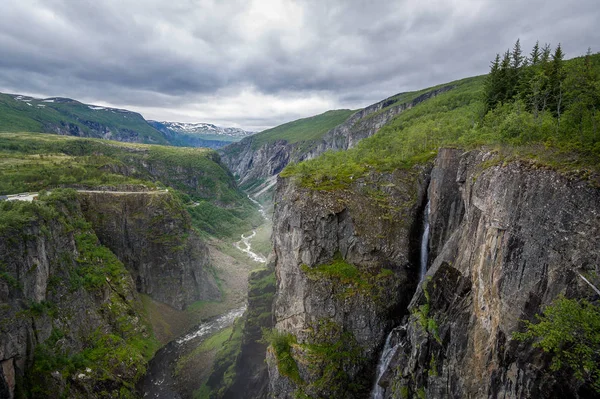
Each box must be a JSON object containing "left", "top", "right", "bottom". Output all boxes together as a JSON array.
[
  {"left": 0, "top": 92, "right": 167, "bottom": 144},
  {"left": 301, "top": 320, "right": 367, "bottom": 397},
  {"left": 412, "top": 278, "right": 441, "bottom": 344},
  {"left": 0, "top": 132, "right": 261, "bottom": 239},
  {"left": 301, "top": 252, "right": 395, "bottom": 300},
  {"left": 198, "top": 317, "right": 245, "bottom": 398},
  {"left": 264, "top": 319, "right": 369, "bottom": 398},
  {"left": 513, "top": 296, "right": 600, "bottom": 393},
  {"left": 250, "top": 109, "right": 355, "bottom": 148},
  {"left": 282, "top": 47, "right": 600, "bottom": 191},
  {"left": 263, "top": 329, "right": 303, "bottom": 384},
  {"left": 0, "top": 189, "right": 160, "bottom": 397}
]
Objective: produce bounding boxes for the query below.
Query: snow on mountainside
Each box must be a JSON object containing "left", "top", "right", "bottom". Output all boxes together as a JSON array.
[{"left": 150, "top": 121, "right": 254, "bottom": 139}]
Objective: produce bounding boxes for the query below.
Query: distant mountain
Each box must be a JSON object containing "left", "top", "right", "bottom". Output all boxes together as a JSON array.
[
  {"left": 149, "top": 121, "right": 254, "bottom": 143},
  {"left": 0, "top": 92, "right": 168, "bottom": 144},
  {"left": 0, "top": 92, "right": 255, "bottom": 149}
]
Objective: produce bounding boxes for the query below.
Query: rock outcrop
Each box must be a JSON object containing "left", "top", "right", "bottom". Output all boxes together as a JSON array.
[
  {"left": 0, "top": 191, "right": 155, "bottom": 398},
  {"left": 79, "top": 191, "right": 220, "bottom": 310},
  {"left": 266, "top": 165, "right": 430, "bottom": 398},
  {"left": 264, "top": 146, "right": 600, "bottom": 398},
  {"left": 377, "top": 149, "right": 600, "bottom": 398},
  {"left": 219, "top": 86, "right": 454, "bottom": 196}
]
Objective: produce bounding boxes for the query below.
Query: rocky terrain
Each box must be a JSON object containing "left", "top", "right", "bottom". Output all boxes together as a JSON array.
[
  {"left": 0, "top": 188, "right": 223, "bottom": 398},
  {"left": 219, "top": 85, "right": 453, "bottom": 197},
  {"left": 265, "top": 148, "right": 600, "bottom": 398},
  {"left": 79, "top": 191, "right": 220, "bottom": 310}
]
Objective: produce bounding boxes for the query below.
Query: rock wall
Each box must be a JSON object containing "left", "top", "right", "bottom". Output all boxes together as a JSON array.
[
  {"left": 79, "top": 191, "right": 220, "bottom": 310},
  {"left": 266, "top": 166, "right": 430, "bottom": 398},
  {"left": 0, "top": 191, "right": 153, "bottom": 398},
  {"left": 379, "top": 149, "right": 600, "bottom": 398},
  {"left": 219, "top": 86, "right": 454, "bottom": 194}
]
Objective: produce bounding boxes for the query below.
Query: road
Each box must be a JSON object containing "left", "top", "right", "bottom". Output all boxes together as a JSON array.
[{"left": 3, "top": 189, "right": 169, "bottom": 203}]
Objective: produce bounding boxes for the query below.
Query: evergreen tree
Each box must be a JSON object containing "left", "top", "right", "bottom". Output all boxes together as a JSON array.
[
  {"left": 509, "top": 39, "right": 527, "bottom": 99},
  {"left": 549, "top": 44, "right": 566, "bottom": 120},
  {"left": 498, "top": 50, "right": 512, "bottom": 104},
  {"left": 483, "top": 53, "right": 502, "bottom": 112},
  {"left": 530, "top": 41, "right": 541, "bottom": 66}
]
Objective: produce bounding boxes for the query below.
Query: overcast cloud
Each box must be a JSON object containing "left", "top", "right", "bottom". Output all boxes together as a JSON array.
[{"left": 0, "top": 0, "right": 598, "bottom": 131}]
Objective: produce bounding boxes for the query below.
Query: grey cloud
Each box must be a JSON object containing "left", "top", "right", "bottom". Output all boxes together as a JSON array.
[{"left": 0, "top": 0, "right": 598, "bottom": 130}]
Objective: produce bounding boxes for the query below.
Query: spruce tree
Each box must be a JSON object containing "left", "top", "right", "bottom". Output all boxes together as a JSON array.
[
  {"left": 484, "top": 53, "right": 502, "bottom": 112},
  {"left": 530, "top": 41, "right": 541, "bottom": 66}
]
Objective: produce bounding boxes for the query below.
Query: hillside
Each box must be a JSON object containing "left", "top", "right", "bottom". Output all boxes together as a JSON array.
[
  {"left": 0, "top": 132, "right": 261, "bottom": 238},
  {"left": 0, "top": 93, "right": 168, "bottom": 144},
  {"left": 149, "top": 121, "right": 253, "bottom": 143},
  {"left": 0, "top": 92, "right": 255, "bottom": 149},
  {"left": 219, "top": 87, "right": 453, "bottom": 200},
  {"left": 282, "top": 53, "right": 600, "bottom": 189},
  {"left": 261, "top": 47, "right": 600, "bottom": 399}
]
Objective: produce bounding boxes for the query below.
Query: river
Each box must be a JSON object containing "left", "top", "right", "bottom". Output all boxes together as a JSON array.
[{"left": 137, "top": 306, "right": 246, "bottom": 398}]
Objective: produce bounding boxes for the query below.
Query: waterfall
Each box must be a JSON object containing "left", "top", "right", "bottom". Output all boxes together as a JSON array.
[
  {"left": 371, "top": 200, "right": 431, "bottom": 398},
  {"left": 371, "top": 331, "right": 400, "bottom": 399},
  {"left": 419, "top": 201, "right": 431, "bottom": 282}
]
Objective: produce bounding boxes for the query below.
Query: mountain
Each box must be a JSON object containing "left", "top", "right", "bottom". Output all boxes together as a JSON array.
[
  {"left": 0, "top": 92, "right": 168, "bottom": 144},
  {"left": 201, "top": 51, "right": 600, "bottom": 399},
  {"left": 148, "top": 120, "right": 254, "bottom": 149},
  {"left": 219, "top": 88, "right": 451, "bottom": 200},
  {"left": 0, "top": 92, "right": 253, "bottom": 149},
  {"left": 149, "top": 121, "right": 254, "bottom": 141}
]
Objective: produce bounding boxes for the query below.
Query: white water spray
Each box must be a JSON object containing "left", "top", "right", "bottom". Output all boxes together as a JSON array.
[
  {"left": 419, "top": 201, "right": 431, "bottom": 282},
  {"left": 371, "top": 200, "right": 431, "bottom": 398}
]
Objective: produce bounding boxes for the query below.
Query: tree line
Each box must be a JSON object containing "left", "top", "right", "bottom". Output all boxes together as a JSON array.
[{"left": 483, "top": 40, "right": 600, "bottom": 148}]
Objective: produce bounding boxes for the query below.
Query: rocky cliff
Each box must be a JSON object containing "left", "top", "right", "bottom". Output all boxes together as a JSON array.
[
  {"left": 266, "top": 165, "right": 430, "bottom": 398},
  {"left": 219, "top": 86, "right": 453, "bottom": 197},
  {"left": 265, "top": 147, "right": 600, "bottom": 398},
  {"left": 79, "top": 191, "right": 220, "bottom": 310},
  {"left": 0, "top": 190, "right": 157, "bottom": 398},
  {"left": 376, "top": 148, "right": 600, "bottom": 398}
]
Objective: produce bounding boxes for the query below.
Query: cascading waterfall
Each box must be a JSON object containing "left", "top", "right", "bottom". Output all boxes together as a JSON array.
[
  {"left": 419, "top": 201, "right": 431, "bottom": 281},
  {"left": 371, "top": 200, "right": 431, "bottom": 399}
]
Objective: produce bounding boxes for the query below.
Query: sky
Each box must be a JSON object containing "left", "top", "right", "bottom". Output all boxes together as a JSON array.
[{"left": 0, "top": 0, "right": 598, "bottom": 131}]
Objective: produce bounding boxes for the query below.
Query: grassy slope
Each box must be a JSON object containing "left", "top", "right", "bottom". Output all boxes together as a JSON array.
[
  {"left": 250, "top": 109, "right": 355, "bottom": 148},
  {"left": 0, "top": 132, "right": 261, "bottom": 238},
  {"left": 0, "top": 93, "right": 167, "bottom": 144},
  {"left": 282, "top": 54, "right": 600, "bottom": 190}
]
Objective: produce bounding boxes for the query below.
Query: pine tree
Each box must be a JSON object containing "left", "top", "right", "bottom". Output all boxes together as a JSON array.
[
  {"left": 508, "top": 39, "right": 526, "bottom": 99},
  {"left": 549, "top": 44, "right": 566, "bottom": 121},
  {"left": 484, "top": 53, "right": 502, "bottom": 112},
  {"left": 498, "top": 50, "right": 512, "bottom": 104},
  {"left": 530, "top": 41, "right": 541, "bottom": 66}
]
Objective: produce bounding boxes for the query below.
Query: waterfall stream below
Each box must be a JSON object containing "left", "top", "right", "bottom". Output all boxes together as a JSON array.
[{"left": 371, "top": 200, "right": 431, "bottom": 398}]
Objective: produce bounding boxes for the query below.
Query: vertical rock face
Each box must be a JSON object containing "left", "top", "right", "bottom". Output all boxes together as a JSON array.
[
  {"left": 0, "top": 192, "right": 153, "bottom": 398},
  {"left": 267, "top": 167, "right": 429, "bottom": 398},
  {"left": 381, "top": 150, "right": 600, "bottom": 398},
  {"left": 79, "top": 191, "right": 220, "bottom": 310}
]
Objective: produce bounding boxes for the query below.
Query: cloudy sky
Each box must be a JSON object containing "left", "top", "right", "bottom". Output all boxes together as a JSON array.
[{"left": 0, "top": 0, "right": 598, "bottom": 131}]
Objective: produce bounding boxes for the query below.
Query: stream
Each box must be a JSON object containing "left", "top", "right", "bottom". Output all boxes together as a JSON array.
[
  {"left": 233, "top": 195, "right": 268, "bottom": 264},
  {"left": 371, "top": 200, "right": 431, "bottom": 399},
  {"left": 138, "top": 306, "right": 246, "bottom": 398},
  {"left": 139, "top": 195, "right": 267, "bottom": 397}
]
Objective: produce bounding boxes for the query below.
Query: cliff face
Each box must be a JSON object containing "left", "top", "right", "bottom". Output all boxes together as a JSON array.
[
  {"left": 378, "top": 149, "right": 600, "bottom": 398},
  {"left": 265, "top": 147, "right": 600, "bottom": 398},
  {"left": 266, "top": 166, "right": 429, "bottom": 398},
  {"left": 219, "top": 86, "right": 454, "bottom": 194},
  {"left": 0, "top": 191, "right": 155, "bottom": 398},
  {"left": 79, "top": 191, "right": 220, "bottom": 310}
]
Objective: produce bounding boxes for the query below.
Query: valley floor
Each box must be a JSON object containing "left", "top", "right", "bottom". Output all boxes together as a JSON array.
[{"left": 140, "top": 220, "right": 272, "bottom": 398}]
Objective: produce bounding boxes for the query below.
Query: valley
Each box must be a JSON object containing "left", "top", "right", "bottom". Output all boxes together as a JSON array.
[{"left": 1, "top": 43, "right": 599, "bottom": 399}]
